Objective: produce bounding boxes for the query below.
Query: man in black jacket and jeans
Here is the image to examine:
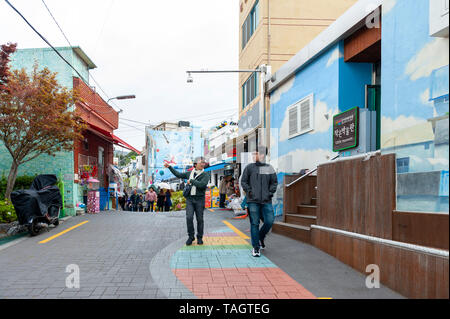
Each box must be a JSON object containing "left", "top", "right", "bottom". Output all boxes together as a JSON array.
[
  {"left": 164, "top": 157, "right": 210, "bottom": 246},
  {"left": 241, "top": 145, "right": 277, "bottom": 257}
]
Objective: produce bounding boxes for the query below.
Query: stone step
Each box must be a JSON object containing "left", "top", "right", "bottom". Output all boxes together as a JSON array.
[{"left": 272, "top": 222, "right": 310, "bottom": 243}]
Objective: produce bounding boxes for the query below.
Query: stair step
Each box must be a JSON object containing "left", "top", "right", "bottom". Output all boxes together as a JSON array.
[
  {"left": 272, "top": 222, "right": 311, "bottom": 243},
  {"left": 285, "top": 214, "right": 317, "bottom": 227},
  {"left": 297, "top": 205, "right": 317, "bottom": 215}
]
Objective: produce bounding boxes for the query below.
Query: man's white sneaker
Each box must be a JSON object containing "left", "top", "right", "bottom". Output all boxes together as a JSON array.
[{"left": 252, "top": 248, "right": 261, "bottom": 257}]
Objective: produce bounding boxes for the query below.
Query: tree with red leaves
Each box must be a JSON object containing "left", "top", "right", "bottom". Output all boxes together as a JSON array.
[
  {"left": 0, "top": 43, "right": 86, "bottom": 200},
  {"left": 0, "top": 43, "right": 17, "bottom": 92}
]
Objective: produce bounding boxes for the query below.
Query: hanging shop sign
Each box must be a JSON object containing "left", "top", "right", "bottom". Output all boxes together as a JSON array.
[{"left": 333, "top": 107, "right": 359, "bottom": 152}]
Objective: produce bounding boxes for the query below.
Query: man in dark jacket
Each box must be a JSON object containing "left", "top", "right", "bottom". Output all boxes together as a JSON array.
[
  {"left": 129, "top": 189, "right": 141, "bottom": 212},
  {"left": 241, "top": 145, "right": 277, "bottom": 257},
  {"left": 164, "top": 157, "right": 210, "bottom": 246}
]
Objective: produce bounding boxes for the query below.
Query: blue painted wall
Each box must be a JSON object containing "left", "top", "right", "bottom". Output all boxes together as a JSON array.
[
  {"left": 381, "top": 0, "right": 449, "bottom": 212},
  {"left": 269, "top": 41, "right": 372, "bottom": 216}
]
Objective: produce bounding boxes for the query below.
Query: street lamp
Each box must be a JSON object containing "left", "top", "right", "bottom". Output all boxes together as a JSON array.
[
  {"left": 107, "top": 95, "right": 136, "bottom": 103},
  {"left": 185, "top": 65, "right": 272, "bottom": 145},
  {"left": 107, "top": 95, "right": 136, "bottom": 114},
  {"left": 185, "top": 68, "right": 268, "bottom": 84}
]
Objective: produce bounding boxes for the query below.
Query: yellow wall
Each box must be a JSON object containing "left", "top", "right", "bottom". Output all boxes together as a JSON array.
[{"left": 238, "top": 0, "right": 358, "bottom": 116}]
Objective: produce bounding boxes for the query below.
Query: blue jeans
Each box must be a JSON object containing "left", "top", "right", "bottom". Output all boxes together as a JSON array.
[{"left": 248, "top": 202, "right": 274, "bottom": 249}]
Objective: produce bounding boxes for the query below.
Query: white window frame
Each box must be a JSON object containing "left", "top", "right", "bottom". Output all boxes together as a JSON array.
[{"left": 287, "top": 93, "right": 314, "bottom": 139}]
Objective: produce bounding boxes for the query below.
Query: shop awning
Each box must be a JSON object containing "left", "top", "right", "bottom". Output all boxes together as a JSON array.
[
  {"left": 205, "top": 163, "right": 226, "bottom": 172},
  {"left": 88, "top": 124, "right": 140, "bottom": 154},
  {"left": 111, "top": 133, "right": 141, "bottom": 154}
]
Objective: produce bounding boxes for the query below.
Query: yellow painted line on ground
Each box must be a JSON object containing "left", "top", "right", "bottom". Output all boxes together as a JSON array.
[
  {"left": 318, "top": 297, "right": 333, "bottom": 299},
  {"left": 222, "top": 220, "right": 250, "bottom": 240},
  {"left": 202, "top": 236, "right": 249, "bottom": 246},
  {"left": 39, "top": 221, "right": 89, "bottom": 244}
]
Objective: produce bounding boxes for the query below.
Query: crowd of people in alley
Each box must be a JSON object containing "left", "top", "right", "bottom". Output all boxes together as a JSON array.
[{"left": 118, "top": 187, "right": 173, "bottom": 212}]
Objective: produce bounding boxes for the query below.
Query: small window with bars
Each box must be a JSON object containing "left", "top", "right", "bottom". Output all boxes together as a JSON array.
[{"left": 287, "top": 94, "right": 314, "bottom": 139}]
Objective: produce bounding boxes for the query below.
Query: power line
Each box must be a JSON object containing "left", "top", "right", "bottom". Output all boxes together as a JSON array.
[
  {"left": 93, "top": 0, "right": 115, "bottom": 55},
  {"left": 5, "top": 0, "right": 89, "bottom": 84},
  {"left": 41, "top": 0, "right": 72, "bottom": 47},
  {"left": 118, "top": 121, "right": 146, "bottom": 132},
  {"left": 38, "top": 0, "right": 123, "bottom": 113}
]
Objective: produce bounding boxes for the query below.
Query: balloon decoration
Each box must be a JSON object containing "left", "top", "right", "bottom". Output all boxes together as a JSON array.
[{"left": 159, "top": 171, "right": 164, "bottom": 176}]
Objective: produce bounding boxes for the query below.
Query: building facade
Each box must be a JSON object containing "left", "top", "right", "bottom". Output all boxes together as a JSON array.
[
  {"left": 237, "top": 0, "right": 359, "bottom": 160},
  {"left": 267, "top": 0, "right": 448, "bottom": 215},
  {"left": 0, "top": 46, "right": 136, "bottom": 215}
]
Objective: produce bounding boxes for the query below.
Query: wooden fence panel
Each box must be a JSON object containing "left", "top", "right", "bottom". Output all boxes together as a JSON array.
[
  {"left": 311, "top": 228, "right": 449, "bottom": 299},
  {"left": 317, "top": 153, "right": 395, "bottom": 239}
]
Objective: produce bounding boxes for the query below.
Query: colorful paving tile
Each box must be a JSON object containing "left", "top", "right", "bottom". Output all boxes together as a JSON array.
[{"left": 170, "top": 222, "right": 316, "bottom": 299}]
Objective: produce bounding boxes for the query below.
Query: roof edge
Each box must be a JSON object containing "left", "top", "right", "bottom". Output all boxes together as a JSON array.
[{"left": 267, "top": 0, "right": 383, "bottom": 94}]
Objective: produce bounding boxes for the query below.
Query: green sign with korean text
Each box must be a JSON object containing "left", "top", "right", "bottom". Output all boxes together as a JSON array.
[{"left": 333, "top": 107, "right": 359, "bottom": 152}]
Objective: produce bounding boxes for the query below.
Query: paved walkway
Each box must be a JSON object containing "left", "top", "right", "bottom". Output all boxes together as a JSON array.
[
  {"left": 171, "top": 225, "right": 315, "bottom": 299},
  {"left": 0, "top": 209, "right": 404, "bottom": 299}
]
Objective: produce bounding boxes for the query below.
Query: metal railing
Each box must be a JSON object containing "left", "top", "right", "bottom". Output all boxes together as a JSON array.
[{"left": 285, "top": 154, "right": 340, "bottom": 188}]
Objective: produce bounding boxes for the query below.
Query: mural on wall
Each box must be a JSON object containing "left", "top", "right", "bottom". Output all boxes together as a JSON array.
[
  {"left": 147, "top": 130, "right": 194, "bottom": 182},
  {"left": 269, "top": 43, "right": 345, "bottom": 216},
  {"left": 381, "top": 0, "right": 449, "bottom": 212}
]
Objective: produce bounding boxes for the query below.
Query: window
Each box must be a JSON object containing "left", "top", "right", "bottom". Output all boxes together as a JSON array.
[
  {"left": 83, "top": 137, "right": 89, "bottom": 151},
  {"left": 287, "top": 94, "right": 314, "bottom": 139},
  {"left": 242, "top": 0, "right": 259, "bottom": 49},
  {"left": 242, "top": 72, "right": 259, "bottom": 108},
  {"left": 397, "top": 157, "right": 410, "bottom": 174}
]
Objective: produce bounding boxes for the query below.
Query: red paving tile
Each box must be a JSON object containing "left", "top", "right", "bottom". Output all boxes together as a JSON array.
[{"left": 174, "top": 267, "right": 316, "bottom": 299}]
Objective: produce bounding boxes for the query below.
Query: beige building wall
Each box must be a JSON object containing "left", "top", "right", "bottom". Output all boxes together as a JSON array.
[{"left": 238, "top": 0, "right": 358, "bottom": 118}]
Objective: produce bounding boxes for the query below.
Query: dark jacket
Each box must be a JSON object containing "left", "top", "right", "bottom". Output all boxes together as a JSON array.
[
  {"left": 168, "top": 166, "right": 210, "bottom": 199},
  {"left": 241, "top": 161, "right": 277, "bottom": 204},
  {"left": 165, "top": 191, "right": 172, "bottom": 207},
  {"left": 129, "top": 193, "right": 141, "bottom": 206}
]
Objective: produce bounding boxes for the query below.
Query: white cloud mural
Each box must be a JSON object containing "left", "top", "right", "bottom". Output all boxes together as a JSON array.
[
  {"left": 276, "top": 148, "right": 336, "bottom": 173},
  {"left": 313, "top": 100, "right": 338, "bottom": 134},
  {"left": 420, "top": 89, "right": 432, "bottom": 105},
  {"left": 326, "top": 47, "right": 342, "bottom": 68},
  {"left": 381, "top": 115, "right": 425, "bottom": 135},
  {"left": 420, "top": 88, "right": 437, "bottom": 116},
  {"left": 382, "top": 0, "right": 397, "bottom": 15},
  {"left": 270, "top": 76, "right": 295, "bottom": 105},
  {"left": 405, "top": 38, "right": 450, "bottom": 81}
]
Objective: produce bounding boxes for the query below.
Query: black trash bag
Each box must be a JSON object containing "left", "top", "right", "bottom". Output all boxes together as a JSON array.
[{"left": 11, "top": 174, "right": 62, "bottom": 226}]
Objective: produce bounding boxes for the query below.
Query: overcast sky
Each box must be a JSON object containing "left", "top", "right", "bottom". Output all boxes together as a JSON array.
[{"left": 0, "top": 0, "right": 239, "bottom": 151}]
